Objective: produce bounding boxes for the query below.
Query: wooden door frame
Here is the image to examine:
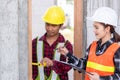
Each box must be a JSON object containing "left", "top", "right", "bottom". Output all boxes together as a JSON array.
[
  {"left": 74, "top": 0, "right": 83, "bottom": 80},
  {"left": 28, "top": 0, "right": 32, "bottom": 80}
]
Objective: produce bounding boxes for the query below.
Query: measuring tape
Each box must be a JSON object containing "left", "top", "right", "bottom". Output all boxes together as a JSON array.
[{"left": 32, "top": 62, "right": 46, "bottom": 67}]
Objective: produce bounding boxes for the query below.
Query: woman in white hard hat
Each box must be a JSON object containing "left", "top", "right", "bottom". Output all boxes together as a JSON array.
[{"left": 58, "top": 7, "right": 120, "bottom": 80}]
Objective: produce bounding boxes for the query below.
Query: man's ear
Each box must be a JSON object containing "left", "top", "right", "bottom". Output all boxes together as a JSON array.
[{"left": 59, "top": 24, "right": 63, "bottom": 28}]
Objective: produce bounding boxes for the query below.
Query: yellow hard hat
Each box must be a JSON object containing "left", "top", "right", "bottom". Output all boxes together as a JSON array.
[{"left": 42, "top": 6, "right": 65, "bottom": 25}]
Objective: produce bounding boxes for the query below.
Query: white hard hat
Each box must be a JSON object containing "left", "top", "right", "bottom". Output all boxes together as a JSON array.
[{"left": 87, "top": 7, "right": 118, "bottom": 27}]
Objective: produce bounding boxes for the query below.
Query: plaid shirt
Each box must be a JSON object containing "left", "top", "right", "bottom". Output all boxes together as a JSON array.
[
  {"left": 32, "top": 33, "right": 73, "bottom": 80},
  {"left": 66, "top": 38, "right": 120, "bottom": 80}
]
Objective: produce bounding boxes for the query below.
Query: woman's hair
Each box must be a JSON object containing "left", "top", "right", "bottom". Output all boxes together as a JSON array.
[{"left": 100, "top": 23, "right": 120, "bottom": 42}]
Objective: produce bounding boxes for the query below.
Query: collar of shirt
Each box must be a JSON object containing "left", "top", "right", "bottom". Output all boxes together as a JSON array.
[
  {"left": 96, "top": 38, "right": 115, "bottom": 55},
  {"left": 39, "top": 33, "right": 65, "bottom": 47},
  {"left": 40, "top": 33, "right": 65, "bottom": 42}
]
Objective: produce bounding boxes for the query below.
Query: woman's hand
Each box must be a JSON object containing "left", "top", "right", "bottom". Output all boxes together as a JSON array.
[
  {"left": 88, "top": 72, "right": 100, "bottom": 80},
  {"left": 40, "top": 57, "right": 53, "bottom": 67},
  {"left": 58, "top": 47, "right": 69, "bottom": 56}
]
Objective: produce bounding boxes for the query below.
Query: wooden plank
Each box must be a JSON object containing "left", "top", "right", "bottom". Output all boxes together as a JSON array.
[
  {"left": 28, "top": 0, "right": 32, "bottom": 80},
  {"left": 74, "top": 0, "right": 83, "bottom": 80}
]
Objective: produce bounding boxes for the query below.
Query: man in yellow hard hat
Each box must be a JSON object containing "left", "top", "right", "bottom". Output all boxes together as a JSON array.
[{"left": 32, "top": 6, "right": 73, "bottom": 80}]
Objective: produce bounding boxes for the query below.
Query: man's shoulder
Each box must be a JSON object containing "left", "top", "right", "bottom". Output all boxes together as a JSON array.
[{"left": 33, "top": 35, "right": 44, "bottom": 41}]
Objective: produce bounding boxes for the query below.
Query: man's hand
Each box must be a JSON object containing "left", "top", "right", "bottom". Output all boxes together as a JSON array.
[{"left": 41, "top": 57, "right": 53, "bottom": 67}]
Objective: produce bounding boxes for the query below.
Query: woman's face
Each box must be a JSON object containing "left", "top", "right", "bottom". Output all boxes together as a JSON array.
[{"left": 93, "top": 22, "right": 109, "bottom": 40}]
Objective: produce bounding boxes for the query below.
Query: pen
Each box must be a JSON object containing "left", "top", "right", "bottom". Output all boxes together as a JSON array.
[{"left": 54, "top": 40, "right": 69, "bottom": 51}]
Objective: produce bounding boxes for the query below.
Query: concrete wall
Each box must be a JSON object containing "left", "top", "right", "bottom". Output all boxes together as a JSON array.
[
  {"left": 18, "top": 0, "right": 28, "bottom": 80},
  {"left": 0, "top": 0, "right": 28, "bottom": 80},
  {"left": 0, "top": 0, "right": 19, "bottom": 80}
]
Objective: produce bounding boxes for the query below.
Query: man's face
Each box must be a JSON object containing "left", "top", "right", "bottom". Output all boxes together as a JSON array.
[{"left": 45, "top": 23, "right": 61, "bottom": 37}]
